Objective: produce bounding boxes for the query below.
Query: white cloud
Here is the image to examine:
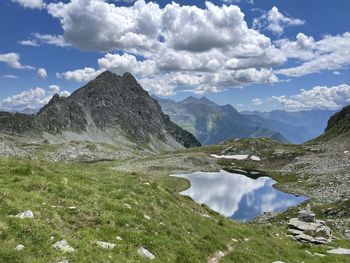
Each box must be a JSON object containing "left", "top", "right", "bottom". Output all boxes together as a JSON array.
[
  {"left": 222, "top": 0, "right": 254, "bottom": 4},
  {"left": 2, "top": 75, "right": 18, "bottom": 79},
  {"left": 18, "top": 39, "right": 39, "bottom": 47},
  {"left": 276, "top": 32, "right": 350, "bottom": 77},
  {"left": 57, "top": 67, "right": 102, "bottom": 82},
  {"left": 0, "top": 85, "right": 70, "bottom": 111},
  {"left": 333, "top": 71, "right": 341, "bottom": 75},
  {"left": 253, "top": 6, "right": 304, "bottom": 35},
  {"left": 97, "top": 53, "right": 157, "bottom": 76},
  {"left": 32, "top": 33, "right": 69, "bottom": 47},
  {"left": 252, "top": 98, "right": 263, "bottom": 105},
  {"left": 37, "top": 68, "right": 47, "bottom": 79},
  {"left": 271, "top": 84, "right": 350, "bottom": 110},
  {"left": 12, "top": 0, "right": 46, "bottom": 9},
  {"left": 0, "top": 53, "right": 34, "bottom": 69}
]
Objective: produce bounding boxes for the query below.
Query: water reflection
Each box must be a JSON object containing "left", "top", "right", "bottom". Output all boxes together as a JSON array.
[{"left": 171, "top": 170, "right": 306, "bottom": 222}]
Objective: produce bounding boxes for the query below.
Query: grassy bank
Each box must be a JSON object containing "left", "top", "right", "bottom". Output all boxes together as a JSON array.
[{"left": 0, "top": 158, "right": 349, "bottom": 262}]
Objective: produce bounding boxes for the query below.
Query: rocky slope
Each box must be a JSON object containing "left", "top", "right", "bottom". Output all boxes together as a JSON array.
[
  {"left": 157, "top": 96, "right": 287, "bottom": 145},
  {"left": 0, "top": 71, "right": 200, "bottom": 152}
]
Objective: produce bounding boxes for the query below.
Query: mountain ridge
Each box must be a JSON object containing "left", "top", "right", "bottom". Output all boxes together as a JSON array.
[{"left": 0, "top": 71, "right": 200, "bottom": 151}]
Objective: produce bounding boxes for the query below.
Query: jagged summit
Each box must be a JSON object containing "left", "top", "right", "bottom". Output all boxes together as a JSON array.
[{"left": 0, "top": 71, "right": 200, "bottom": 151}]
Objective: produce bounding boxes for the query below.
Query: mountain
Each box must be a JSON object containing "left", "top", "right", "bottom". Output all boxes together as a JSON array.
[
  {"left": 242, "top": 109, "right": 337, "bottom": 143},
  {"left": 315, "top": 104, "right": 350, "bottom": 141},
  {"left": 0, "top": 71, "right": 200, "bottom": 151},
  {"left": 157, "top": 96, "right": 287, "bottom": 145}
]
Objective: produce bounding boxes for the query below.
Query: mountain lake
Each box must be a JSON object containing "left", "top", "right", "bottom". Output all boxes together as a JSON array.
[{"left": 171, "top": 170, "right": 307, "bottom": 222}]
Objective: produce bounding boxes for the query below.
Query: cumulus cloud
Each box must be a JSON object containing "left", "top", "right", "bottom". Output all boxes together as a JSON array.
[
  {"left": 0, "top": 53, "right": 34, "bottom": 69},
  {"left": 253, "top": 6, "right": 304, "bottom": 35},
  {"left": 37, "top": 68, "right": 47, "bottom": 79},
  {"left": 51, "top": 1, "right": 287, "bottom": 95},
  {"left": 12, "top": 0, "right": 46, "bottom": 9},
  {"left": 271, "top": 84, "right": 350, "bottom": 110},
  {"left": 57, "top": 67, "right": 102, "bottom": 82},
  {"left": 275, "top": 32, "right": 350, "bottom": 77},
  {"left": 0, "top": 85, "right": 71, "bottom": 112},
  {"left": 252, "top": 98, "right": 263, "bottom": 105},
  {"left": 32, "top": 33, "right": 69, "bottom": 47},
  {"left": 97, "top": 53, "right": 157, "bottom": 76}
]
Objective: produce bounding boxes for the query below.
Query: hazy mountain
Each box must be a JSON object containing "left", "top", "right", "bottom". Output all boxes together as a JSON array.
[
  {"left": 0, "top": 71, "right": 200, "bottom": 151},
  {"left": 157, "top": 96, "right": 287, "bottom": 145},
  {"left": 242, "top": 109, "right": 337, "bottom": 143}
]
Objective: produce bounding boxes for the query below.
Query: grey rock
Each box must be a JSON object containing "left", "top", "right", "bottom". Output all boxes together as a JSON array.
[
  {"left": 95, "top": 241, "right": 116, "bottom": 249},
  {"left": 11, "top": 210, "right": 34, "bottom": 219},
  {"left": 327, "top": 248, "right": 350, "bottom": 255},
  {"left": 52, "top": 240, "right": 75, "bottom": 253},
  {"left": 15, "top": 244, "right": 25, "bottom": 251},
  {"left": 137, "top": 247, "right": 155, "bottom": 260}
]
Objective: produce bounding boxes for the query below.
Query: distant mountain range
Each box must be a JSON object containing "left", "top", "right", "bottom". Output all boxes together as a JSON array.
[
  {"left": 0, "top": 71, "right": 200, "bottom": 151},
  {"left": 157, "top": 96, "right": 338, "bottom": 145},
  {"left": 157, "top": 96, "right": 287, "bottom": 145},
  {"left": 242, "top": 109, "right": 337, "bottom": 143}
]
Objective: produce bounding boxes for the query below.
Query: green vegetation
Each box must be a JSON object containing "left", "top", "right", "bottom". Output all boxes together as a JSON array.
[{"left": 0, "top": 157, "right": 349, "bottom": 262}]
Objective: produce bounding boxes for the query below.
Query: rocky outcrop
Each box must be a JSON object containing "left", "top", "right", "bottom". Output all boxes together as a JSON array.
[
  {"left": 0, "top": 71, "right": 200, "bottom": 151},
  {"left": 287, "top": 205, "right": 333, "bottom": 244}
]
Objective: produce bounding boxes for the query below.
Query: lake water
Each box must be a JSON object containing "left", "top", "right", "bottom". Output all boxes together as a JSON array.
[{"left": 171, "top": 170, "right": 307, "bottom": 222}]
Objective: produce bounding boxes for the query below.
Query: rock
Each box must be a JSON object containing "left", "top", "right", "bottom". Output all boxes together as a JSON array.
[
  {"left": 288, "top": 229, "right": 303, "bottom": 236},
  {"left": 15, "top": 244, "right": 25, "bottom": 251},
  {"left": 304, "top": 250, "right": 313, "bottom": 255},
  {"left": 272, "top": 261, "right": 286, "bottom": 263},
  {"left": 137, "top": 247, "right": 155, "bottom": 260},
  {"left": 344, "top": 230, "right": 350, "bottom": 239},
  {"left": 52, "top": 240, "right": 75, "bottom": 253},
  {"left": 288, "top": 218, "right": 319, "bottom": 231},
  {"left": 250, "top": 155, "right": 261, "bottom": 161},
  {"left": 231, "top": 238, "right": 238, "bottom": 243},
  {"left": 315, "top": 225, "right": 332, "bottom": 237},
  {"left": 327, "top": 248, "right": 350, "bottom": 255},
  {"left": 144, "top": 215, "right": 151, "bottom": 220},
  {"left": 298, "top": 204, "right": 315, "bottom": 222},
  {"left": 95, "top": 241, "right": 116, "bottom": 249},
  {"left": 295, "top": 233, "right": 315, "bottom": 243},
  {"left": 314, "top": 252, "right": 326, "bottom": 257},
  {"left": 11, "top": 210, "right": 34, "bottom": 219},
  {"left": 116, "top": 236, "right": 123, "bottom": 241},
  {"left": 123, "top": 203, "right": 132, "bottom": 209}
]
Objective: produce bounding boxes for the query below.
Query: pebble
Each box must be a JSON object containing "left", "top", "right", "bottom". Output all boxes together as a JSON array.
[
  {"left": 11, "top": 210, "right": 34, "bottom": 219},
  {"left": 95, "top": 241, "right": 116, "bottom": 250},
  {"left": 15, "top": 244, "right": 25, "bottom": 251}
]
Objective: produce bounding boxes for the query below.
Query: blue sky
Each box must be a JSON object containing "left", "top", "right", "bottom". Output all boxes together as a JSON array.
[{"left": 1, "top": 0, "right": 349, "bottom": 112}]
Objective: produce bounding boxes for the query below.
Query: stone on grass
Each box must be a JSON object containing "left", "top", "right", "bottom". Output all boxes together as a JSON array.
[
  {"left": 95, "top": 241, "right": 116, "bottom": 249},
  {"left": 144, "top": 215, "right": 151, "bottom": 220},
  {"left": 344, "top": 230, "right": 350, "bottom": 239},
  {"left": 137, "top": 247, "right": 155, "bottom": 260},
  {"left": 123, "top": 204, "right": 132, "bottom": 209},
  {"left": 15, "top": 244, "right": 25, "bottom": 251},
  {"left": 52, "top": 240, "right": 75, "bottom": 253},
  {"left": 116, "top": 236, "right": 123, "bottom": 241},
  {"left": 327, "top": 248, "right": 350, "bottom": 255},
  {"left": 11, "top": 210, "right": 34, "bottom": 219},
  {"left": 298, "top": 204, "right": 315, "bottom": 222}
]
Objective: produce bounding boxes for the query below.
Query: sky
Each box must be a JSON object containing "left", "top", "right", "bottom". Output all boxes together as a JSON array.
[{"left": 0, "top": 0, "right": 350, "bottom": 112}]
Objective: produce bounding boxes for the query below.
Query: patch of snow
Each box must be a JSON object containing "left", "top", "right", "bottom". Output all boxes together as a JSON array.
[{"left": 210, "top": 154, "right": 248, "bottom": 160}]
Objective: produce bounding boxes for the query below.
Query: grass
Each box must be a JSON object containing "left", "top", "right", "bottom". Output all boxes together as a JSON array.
[{"left": 0, "top": 157, "right": 349, "bottom": 262}]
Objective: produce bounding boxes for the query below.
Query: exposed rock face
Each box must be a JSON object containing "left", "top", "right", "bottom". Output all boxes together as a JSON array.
[{"left": 0, "top": 71, "right": 200, "bottom": 151}]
